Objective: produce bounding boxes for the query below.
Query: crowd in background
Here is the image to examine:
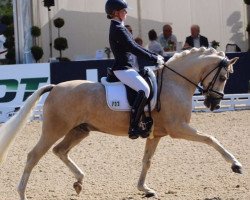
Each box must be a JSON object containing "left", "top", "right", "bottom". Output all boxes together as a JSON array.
[{"left": 125, "top": 24, "right": 210, "bottom": 56}]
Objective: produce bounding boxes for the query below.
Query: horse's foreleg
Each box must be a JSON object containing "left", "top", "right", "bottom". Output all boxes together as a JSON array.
[
  {"left": 137, "top": 137, "right": 161, "bottom": 197},
  {"left": 52, "top": 124, "right": 90, "bottom": 195},
  {"left": 169, "top": 124, "right": 242, "bottom": 173}
]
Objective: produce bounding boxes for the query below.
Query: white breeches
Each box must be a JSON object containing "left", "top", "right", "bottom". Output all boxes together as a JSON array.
[{"left": 113, "top": 68, "right": 150, "bottom": 98}]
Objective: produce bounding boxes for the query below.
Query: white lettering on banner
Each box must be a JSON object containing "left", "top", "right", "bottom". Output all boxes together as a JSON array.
[
  {"left": 0, "top": 85, "right": 6, "bottom": 98},
  {"left": 0, "top": 63, "right": 50, "bottom": 123}
]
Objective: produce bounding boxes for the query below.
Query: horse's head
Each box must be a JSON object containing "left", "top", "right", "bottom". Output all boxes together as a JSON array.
[{"left": 201, "top": 56, "right": 239, "bottom": 111}]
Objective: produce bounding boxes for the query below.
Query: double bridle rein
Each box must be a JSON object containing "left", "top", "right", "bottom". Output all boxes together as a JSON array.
[{"left": 156, "top": 58, "right": 229, "bottom": 111}]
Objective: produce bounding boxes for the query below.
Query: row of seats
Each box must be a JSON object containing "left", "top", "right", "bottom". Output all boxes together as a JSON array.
[{"left": 225, "top": 43, "right": 241, "bottom": 52}]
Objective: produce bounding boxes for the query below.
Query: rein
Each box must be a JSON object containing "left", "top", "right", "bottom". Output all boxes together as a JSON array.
[{"left": 156, "top": 58, "right": 229, "bottom": 112}]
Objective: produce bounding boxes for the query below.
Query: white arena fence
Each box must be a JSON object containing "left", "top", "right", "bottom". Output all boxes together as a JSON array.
[{"left": 192, "top": 93, "right": 250, "bottom": 112}]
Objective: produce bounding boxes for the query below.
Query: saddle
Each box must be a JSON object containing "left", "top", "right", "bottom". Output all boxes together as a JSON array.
[{"left": 101, "top": 67, "right": 158, "bottom": 111}]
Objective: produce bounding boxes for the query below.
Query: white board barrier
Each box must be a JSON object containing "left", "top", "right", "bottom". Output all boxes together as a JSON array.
[
  {"left": 192, "top": 93, "right": 250, "bottom": 112},
  {"left": 0, "top": 63, "right": 50, "bottom": 123}
]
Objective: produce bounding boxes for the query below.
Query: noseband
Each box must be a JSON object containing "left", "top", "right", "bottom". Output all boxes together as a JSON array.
[
  {"left": 200, "top": 58, "right": 229, "bottom": 99},
  {"left": 157, "top": 58, "right": 229, "bottom": 111}
]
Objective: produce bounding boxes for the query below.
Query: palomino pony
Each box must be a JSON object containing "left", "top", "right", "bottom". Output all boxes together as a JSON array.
[{"left": 0, "top": 47, "right": 242, "bottom": 199}]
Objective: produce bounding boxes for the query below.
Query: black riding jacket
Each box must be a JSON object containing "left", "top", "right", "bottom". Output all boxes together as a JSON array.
[{"left": 109, "top": 20, "right": 158, "bottom": 70}]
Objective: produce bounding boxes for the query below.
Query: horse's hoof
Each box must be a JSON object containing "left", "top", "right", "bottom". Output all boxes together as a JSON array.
[
  {"left": 73, "top": 181, "right": 83, "bottom": 195},
  {"left": 231, "top": 164, "right": 243, "bottom": 174},
  {"left": 145, "top": 191, "right": 158, "bottom": 198}
]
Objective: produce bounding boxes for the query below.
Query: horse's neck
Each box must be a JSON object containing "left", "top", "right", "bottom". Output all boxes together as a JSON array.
[{"left": 163, "top": 56, "right": 204, "bottom": 94}]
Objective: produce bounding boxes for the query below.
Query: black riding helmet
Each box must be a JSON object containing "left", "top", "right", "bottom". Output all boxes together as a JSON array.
[{"left": 105, "top": 0, "right": 128, "bottom": 19}]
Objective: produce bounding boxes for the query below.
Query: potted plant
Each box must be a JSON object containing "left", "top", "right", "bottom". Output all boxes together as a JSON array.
[
  {"left": 244, "top": 0, "right": 250, "bottom": 5},
  {"left": 54, "top": 37, "right": 68, "bottom": 60},
  {"left": 211, "top": 40, "right": 220, "bottom": 49},
  {"left": 31, "top": 46, "right": 44, "bottom": 63},
  {"left": 1, "top": 15, "right": 13, "bottom": 26},
  {"left": 53, "top": 17, "right": 70, "bottom": 61},
  {"left": 53, "top": 17, "right": 64, "bottom": 37},
  {"left": 30, "top": 26, "right": 43, "bottom": 62},
  {"left": 5, "top": 47, "right": 15, "bottom": 64},
  {"left": 0, "top": 0, "right": 13, "bottom": 16},
  {"left": 31, "top": 26, "right": 41, "bottom": 45},
  {"left": 104, "top": 47, "right": 111, "bottom": 59}
]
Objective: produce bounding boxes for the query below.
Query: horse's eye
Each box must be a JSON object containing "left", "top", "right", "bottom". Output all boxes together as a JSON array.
[{"left": 219, "top": 76, "right": 227, "bottom": 82}]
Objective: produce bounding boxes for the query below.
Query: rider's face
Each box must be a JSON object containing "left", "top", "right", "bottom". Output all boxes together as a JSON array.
[{"left": 117, "top": 9, "right": 127, "bottom": 21}]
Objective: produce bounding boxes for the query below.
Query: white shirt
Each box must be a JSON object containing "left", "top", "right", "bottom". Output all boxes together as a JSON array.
[
  {"left": 0, "top": 34, "right": 6, "bottom": 59},
  {"left": 193, "top": 36, "right": 201, "bottom": 48},
  {"left": 158, "top": 34, "right": 178, "bottom": 49},
  {"left": 148, "top": 40, "right": 163, "bottom": 55},
  {"left": 0, "top": 34, "right": 6, "bottom": 49}
]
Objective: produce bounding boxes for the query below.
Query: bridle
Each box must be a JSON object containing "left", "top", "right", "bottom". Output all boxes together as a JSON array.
[
  {"left": 156, "top": 58, "right": 230, "bottom": 111},
  {"left": 200, "top": 58, "right": 230, "bottom": 97}
]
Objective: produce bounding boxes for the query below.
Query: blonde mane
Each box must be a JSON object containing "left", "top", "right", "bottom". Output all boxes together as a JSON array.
[{"left": 166, "top": 47, "right": 225, "bottom": 65}]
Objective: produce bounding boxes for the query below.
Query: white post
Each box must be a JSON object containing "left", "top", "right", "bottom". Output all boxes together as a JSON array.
[{"left": 137, "top": 0, "right": 142, "bottom": 38}]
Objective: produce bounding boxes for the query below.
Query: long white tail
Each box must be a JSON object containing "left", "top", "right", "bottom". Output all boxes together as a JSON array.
[{"left": 0, "top": 84, "right": 54, "bottom": 164}]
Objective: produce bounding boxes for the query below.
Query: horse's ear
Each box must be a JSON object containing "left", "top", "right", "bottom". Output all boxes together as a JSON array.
[
  {"left": 229, "top": 57, "right": 239, "bottom": 65},
  {"left": 228, "top": 57, "right": 239, "bottom": 73}
]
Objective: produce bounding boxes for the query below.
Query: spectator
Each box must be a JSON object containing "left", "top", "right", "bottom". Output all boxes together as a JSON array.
[
  {"left": 158, "top": 24, "right": 177, "bottom": 52},
  {"left": 0, "top": 31, "right": 6, "bottom": 60},
  {"left": 125, "top": 24, "right": 133, "bottom": 35},
  {"left": 134, "top": 37, "right": 143, "bottom": 46},
  {"left": 147, "top": 29, "right": 163, "bottom": 55},
  {"left": 124, "top": 25, "right": 143, "bottom": 46},
  {"left": 183, "top": 25, "right": 209, "bottom": 49}
]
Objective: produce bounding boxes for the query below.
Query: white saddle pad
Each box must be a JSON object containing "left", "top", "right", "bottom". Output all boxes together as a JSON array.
[{"left": 101, "top": 67, "right": 158, "bottom": 111}]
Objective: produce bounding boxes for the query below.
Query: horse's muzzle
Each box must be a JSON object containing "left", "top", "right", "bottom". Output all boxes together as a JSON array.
[{"left": 204, "top": 95, "right": 221, "bottom": 111}]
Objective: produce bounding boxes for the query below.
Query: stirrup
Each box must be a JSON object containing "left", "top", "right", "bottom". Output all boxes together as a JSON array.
[
  {"left": 128, "top": 126, "right": 150, "bottom": 139},
  {"left": 128, "top": 126, "right": 140, "bottom": 139},
  {"left": 140, "top": 117, "right": 153, "bottom": 131},
  {"left": 128, "top": 132, "right": 139, "bottom": 139}
]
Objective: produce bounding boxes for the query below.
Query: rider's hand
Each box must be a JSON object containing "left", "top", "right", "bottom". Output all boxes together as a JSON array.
[{"left": 156, "top": 55, "right": 164, "bottom": 69}]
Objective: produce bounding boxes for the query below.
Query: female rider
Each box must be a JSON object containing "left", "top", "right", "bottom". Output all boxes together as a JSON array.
[{"left": 105, "top": 0, "right": 164, "bottom": 139}]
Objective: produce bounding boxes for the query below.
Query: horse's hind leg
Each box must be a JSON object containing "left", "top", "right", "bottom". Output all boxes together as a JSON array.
[
  {"left": 18, "top": 132, "right": 62, "bottom": 200},
  {"left": 169, "top": 123, "right": 242, "bottom": 173},
  {"left": 137, "top": 137, "right": 161, "bottom": 198},
  {"left": 52, "top": 123, "right": 90, "bottom": 195}
]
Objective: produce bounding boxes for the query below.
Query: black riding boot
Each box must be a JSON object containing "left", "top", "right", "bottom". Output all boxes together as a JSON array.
[{"left": 128, "top": 90, "right": 151, "bottom": 139}]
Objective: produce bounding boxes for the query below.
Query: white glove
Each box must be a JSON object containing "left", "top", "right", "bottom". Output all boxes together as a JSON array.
[{"left": 156, "top": 55, "right": 164, "bottom": 69}]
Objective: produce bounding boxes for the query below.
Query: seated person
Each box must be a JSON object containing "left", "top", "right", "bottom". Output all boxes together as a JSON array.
[
  {"left": 147, "top": 29, "right": 163, "bottom": 55},
  {"left": 158, "top": 24, "right": 177, "bottom": 52},
  {"left": 125, "top": 24, "right": 133, "bottom": 35},
  {"left": 134, "top": 37, "right": 143, "bottom": 46},
  {"left": 183, "top": 25, "right": 209, "bottom": 49}
]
